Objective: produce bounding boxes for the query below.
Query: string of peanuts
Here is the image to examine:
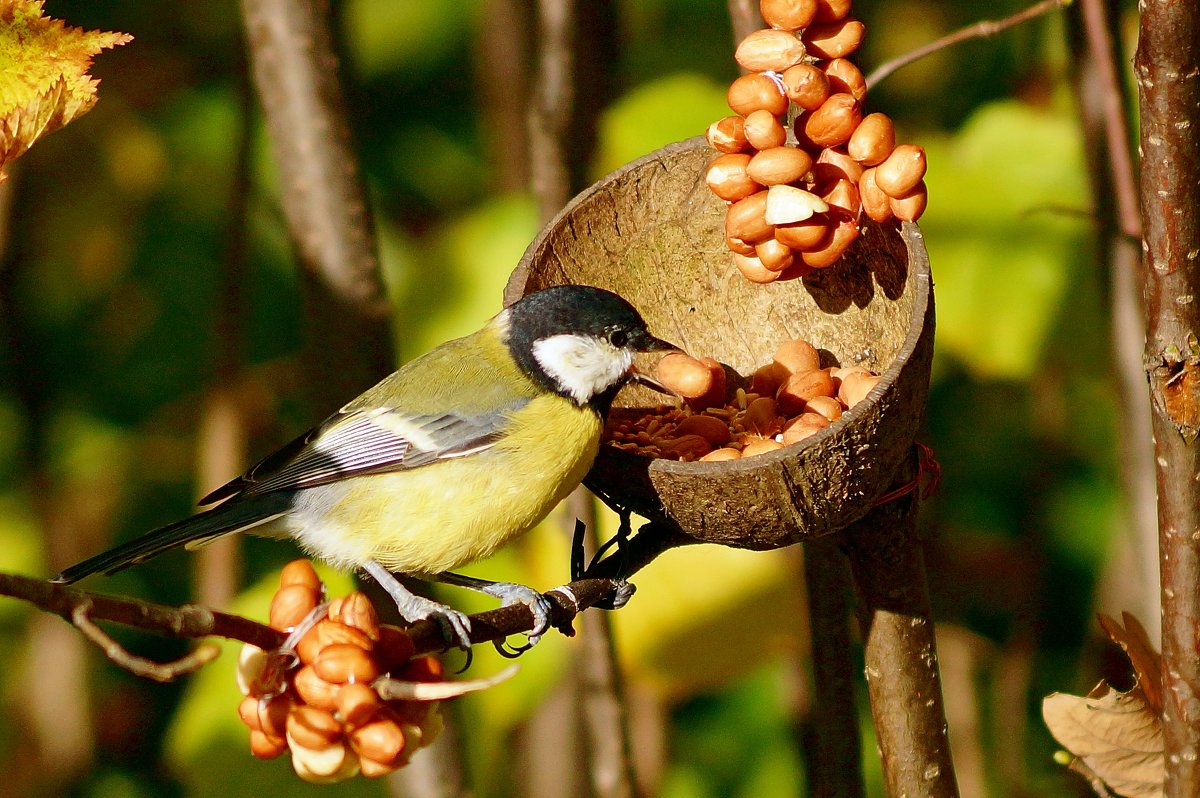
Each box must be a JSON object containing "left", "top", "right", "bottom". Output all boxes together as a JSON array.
[{"left": 707, "top": 0, "right": 928, "bottom": 283}]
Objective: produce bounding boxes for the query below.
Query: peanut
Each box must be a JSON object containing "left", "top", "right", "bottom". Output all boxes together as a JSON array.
[
  {"left": 780, "top": 63, "right": 829, "bottom": 111},
  {"left": 700, "top": 447, "right": 742, "bottom": 462},
  {"left": 775, "top": 218, "right": 832, "bottom": 251},
  {"left": 823, "top": 58, "right": 866, "bottom": 100},
  {"left": 858, "top": 168, "right": 894, "bottom": 223},
  {"left": 287, "top": 705, "right": 343, "bottom": 749},
  {"left": 707, "top": 115, "right": 750, "bottom": 154},
  {"left": 760, "top": 0, "right": 818, "bottom": 30},
  {"left": 655, "top": 353, "right": 715, "bottom": 399},
  {"left": 774, "top": 338, "right": 821, "bottom": 374},
  {"left": 707, "top": 153, "right": 760, "bottom": 202},
  {"left": 743, "top": 109, "right": 787, "bottom": 150},
  {"left": 269, "top": 584, "right": 320, "bottom": 632},
  {"left": 803, "top": 17, "right": 865, "bottom": 59},
  {"left": 728, "top": 73, "right": 788, "bottom": 116},
  {"left": 755, "top": 237, "right": 795, "bottom": 272},
  {"left": 889, "top": 180, "right": 928, "bottom": 221},
  {"left": 800, "top": 213, "right": 860, "bottom": 268},
  {"left": 848, "top": 113, "right": 895, "bottom": 166},
  {"left": 314, "top": 643, "right": 381, "bottom": 685},
  {"left": 802, "top": 93, "right": 861, "bottom": 148},
  {"left": 280, "top": 559, "right": 322, "bottom": 592},
  {"left": 733, "top": 253, "right": 782, "bottom": 284},
  {"left": 764, "top": 184, "right": 827, "bottom": 225},
  {"left": 725, "top": 190, "right": 773, "bottom": 243},
  {"left": 874, "top": 144, "right": 927, "bottom": 198},
  {"left": 735, "top": 28, "right": 807, "bottom": 73},
  {"left": 777, "top": 368, "right": 836, "bottom": 415},
  {"left": 747, "top": 146, "right": 813, "bottom": 186},
  {"left": 741, "top": 437, "right": 785, "bottom": 457},
  {"left": 838, "top": 370, "right": 880, "bottom": 408}
]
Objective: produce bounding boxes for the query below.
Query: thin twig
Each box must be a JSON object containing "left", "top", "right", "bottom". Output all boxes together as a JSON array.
[
  {"left": 72, "top": 602, "right": 220, "bottom": 682},
  {"left": 865, "top": 0, "right": 1072, "bottom": 91},
  {"left": 1078, "top": 0, "right": 1141, "bottom": 241}
]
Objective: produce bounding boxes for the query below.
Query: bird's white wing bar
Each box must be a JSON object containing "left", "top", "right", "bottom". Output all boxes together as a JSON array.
[{"left": 229, "top": 405, "right": 524, "bottom": 498}]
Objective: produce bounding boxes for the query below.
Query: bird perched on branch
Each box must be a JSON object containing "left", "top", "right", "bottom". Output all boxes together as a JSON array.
[{"left": 55, "top": 285, "right": 676, "bottom": 648}]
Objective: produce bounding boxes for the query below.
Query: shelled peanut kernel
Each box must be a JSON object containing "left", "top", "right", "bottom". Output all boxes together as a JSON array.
[
  {"left": 236, "top": 560, "right": 445, "bottom": 784},
  {"left": 603, "top": 338, "right": 880, "bottom": 461},
  {"left": 702, "top": 1, "right": 928, "bottom": 282}
]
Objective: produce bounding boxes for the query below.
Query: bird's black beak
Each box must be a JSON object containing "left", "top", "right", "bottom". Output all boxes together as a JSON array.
[
  {"left": 634, "top": 331, "right": 681, "bottom": 353},
  {"left": 628, "top": 331, "right": 683, "bottom": 396}
]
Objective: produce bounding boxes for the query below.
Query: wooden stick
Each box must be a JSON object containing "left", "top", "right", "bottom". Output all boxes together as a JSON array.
[{"left": 841, "top": 457, "right": 959, "bottom": 797}]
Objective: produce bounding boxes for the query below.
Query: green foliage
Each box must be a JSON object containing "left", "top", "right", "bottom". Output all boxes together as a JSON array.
[{"left": 920, "top": 100, "right": 1089, "bottom": 380}]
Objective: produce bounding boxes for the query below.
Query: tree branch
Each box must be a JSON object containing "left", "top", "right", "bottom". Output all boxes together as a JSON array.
[
  {"left": 0, "top": 569, "right": 648, "bottom": 670},
  {"left": 865, "top": 0, "right": 1072, "bottom": 91},
  {"left": 1134, "top": 0, "right": 1200, "bottom": 794}
]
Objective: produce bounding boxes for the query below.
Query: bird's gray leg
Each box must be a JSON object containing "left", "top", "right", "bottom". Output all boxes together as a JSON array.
[
  {"left": 435, "top": 572, "right": 553, "bottom": 645},
  {"left": 362, "top": 560, "right": 472, "bottom": 650}
]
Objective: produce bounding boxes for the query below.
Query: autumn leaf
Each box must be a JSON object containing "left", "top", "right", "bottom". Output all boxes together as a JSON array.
[
  {"left": 1043, "top": 613, "right": 1164, "bottom": 798},
  {"left": 0, "top": 0, "right": 131, "bottom": 179}
]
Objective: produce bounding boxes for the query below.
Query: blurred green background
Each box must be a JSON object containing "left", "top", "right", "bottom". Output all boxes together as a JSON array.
[{"left": 0, "top": 0, "right": 1144, "bottom": 796}]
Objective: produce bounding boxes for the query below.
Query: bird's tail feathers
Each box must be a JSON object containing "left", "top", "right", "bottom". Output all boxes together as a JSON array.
[{"left": 52, "top": 494, "right": 292, "bottom": 584}]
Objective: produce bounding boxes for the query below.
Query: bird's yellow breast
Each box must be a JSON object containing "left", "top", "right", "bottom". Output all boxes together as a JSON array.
[{"left": 285, "top": 394, "right": 602, "bottom": 575}]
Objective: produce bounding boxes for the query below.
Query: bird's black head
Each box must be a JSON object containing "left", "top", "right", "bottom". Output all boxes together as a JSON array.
[{"left": 504, "top": 285, "right": 676, "bottom": 406}]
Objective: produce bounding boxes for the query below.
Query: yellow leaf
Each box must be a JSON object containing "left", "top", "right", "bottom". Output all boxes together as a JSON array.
[
  {"left": 0, "top": 0, "right": 131, "bottom": 178},
  {"left": 1043, "top": 681, "right": 1163, "bottom": 798}
]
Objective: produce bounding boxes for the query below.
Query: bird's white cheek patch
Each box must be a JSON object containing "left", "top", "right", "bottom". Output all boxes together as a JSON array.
[{"left": 533, "top": 334, "right": 633, "bottom": 404}]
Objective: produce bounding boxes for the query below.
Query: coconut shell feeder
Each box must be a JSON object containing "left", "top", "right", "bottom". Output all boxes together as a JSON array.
[
  {"left": 505, "top": 136, "right": 958, "bottom": 797},
  {"left": 505, "top": 136, "right": 933, "bottom": 547}
]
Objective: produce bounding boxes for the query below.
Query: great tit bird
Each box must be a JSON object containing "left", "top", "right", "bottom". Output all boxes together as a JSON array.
[{"left": 55, "top": 285, "right": 676, "bottom": 648}]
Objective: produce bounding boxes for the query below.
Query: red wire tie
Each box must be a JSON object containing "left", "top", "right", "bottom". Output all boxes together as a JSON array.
[{"left": 872, "top": 441, "right": 941, "bottom": 506}]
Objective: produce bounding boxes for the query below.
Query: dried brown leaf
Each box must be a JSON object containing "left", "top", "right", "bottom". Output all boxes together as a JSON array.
[
  {"left": 1098, "top": 612, "right": 1163, "bottom": 715},
  {"left": 1043, "top": 681, "right": 1163, "bottom": 798},
  {"left": 0, "top": 0, "right": 131, "bottom": 178}
]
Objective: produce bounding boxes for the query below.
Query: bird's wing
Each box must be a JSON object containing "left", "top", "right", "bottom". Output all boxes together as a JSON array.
[{"left": 199, "top": 403, "right": 524, "bottom": 504}]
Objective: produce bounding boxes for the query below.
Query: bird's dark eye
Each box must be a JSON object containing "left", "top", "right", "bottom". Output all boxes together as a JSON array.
[{"left": 608, "top": 329, "right": 629, "bottom": 348}]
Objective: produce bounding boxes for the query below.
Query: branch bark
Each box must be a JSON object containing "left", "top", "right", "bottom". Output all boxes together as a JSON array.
[
  {"left": 238, "top": 0, "right": 386, "bottom": 316},
  {"left": 238, "top": 0, "right": 393, "bottom": 411},
  {"left": 841, "top": 458, "right": 959, "bottom": 798},
  {"left": 0, "top": 570, "right": 645, "bottom": 669},
  {"left": 1134, "top": 2, "right": 1200, "bottom": 794}
]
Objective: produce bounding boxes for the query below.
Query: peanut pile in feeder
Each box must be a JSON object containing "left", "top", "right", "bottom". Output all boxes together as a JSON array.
[
  {"left": 236, "top": 560, "right": 444, "bottom": 783},
  {"left": 708, "top": 0, "right": 928, "bottom": 283},
  {"left": 604, "top": 337, "right": 879, "bottom": 462}
]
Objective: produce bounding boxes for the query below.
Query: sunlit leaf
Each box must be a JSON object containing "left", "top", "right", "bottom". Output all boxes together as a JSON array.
[
  {"left": 1043, "top": 683, "right": 1163, "bottom": 798},
  {"left": 1044, "top": 613, "right": 1165, "bottom": 798},
  {"left": 0, "top": 0, "right": 131, "bottom": 178}
]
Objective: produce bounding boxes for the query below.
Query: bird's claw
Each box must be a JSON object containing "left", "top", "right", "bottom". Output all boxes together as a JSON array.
[
  {"left": 481, "top": 582, "right": 553, "bottom": 646},
  {"left": 394, "top": 593, "right": 473, "bottom": 651}
]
